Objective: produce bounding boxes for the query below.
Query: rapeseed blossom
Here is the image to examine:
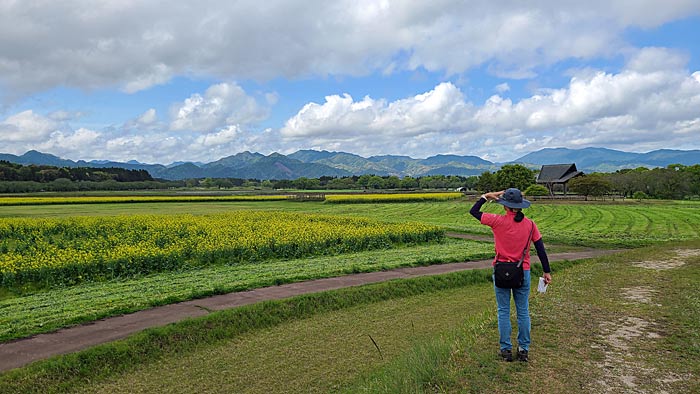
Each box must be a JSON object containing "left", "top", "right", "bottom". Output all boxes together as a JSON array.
[{"left": 0, "top": 211, "right": 443, "bottom": 286}]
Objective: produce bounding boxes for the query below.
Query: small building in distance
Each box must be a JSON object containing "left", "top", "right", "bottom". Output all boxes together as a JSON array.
[{"left": 536, "top": 163, "right": 584, "bottom": 195}]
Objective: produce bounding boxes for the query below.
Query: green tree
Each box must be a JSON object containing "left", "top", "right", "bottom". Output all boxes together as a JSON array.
[
  {"left": 684, "top": 164, "right": 700, "bottom": 197},
  {"left": 446, "top": 176, "right": 465, "bottom": 189},
  {"left": 399, "top": 176, "right": 418, "bottom": 190},
  {"left": 222, "top": 178, "right": 237, "bottom": 188},
  {"left": 272, "top": 179, "right": 293, "bottom": 189},
  {"left": 495, "top": 164, "right": 535, "bottom": 191},
  {"left": 476, "top": 171, "right": 498, "bottom": 192},
  {"left": 200, "top": 178, "right": 217, "bottom": 188},
  {"left": 464, "top": 176, "right": 479, "bottom": 191},
  {"left": 367, "top": 175, "right": 385, "bottom": 189},
  {"left": 419, "top": 175, "right": 449, "bottom": 189},
  {"left": 49, "top": 178, "right": 77, "bottom": 191},
  {"left": 523, "top": 184, "right": 549, "bottom": 196},
  {"left": 632, "top": 191, "right": 649, "bottom": 200},
  {"left": 384, "top": 176, "right": 401, "bottom": 189},
  {"left": 568, "top": 174, "right": 613, "bottom": 199},
  {"left": 292, "top": 177, "right": 321, "bottom": 190},
  {"left": 650, "top": 167, "right": 689, "bottom": 200},
  {"left": 326, "top": 177, "right": 356, "bottom": 190},
  {"left": 357, "top": 174, "right": 372, "bottom": 189}
]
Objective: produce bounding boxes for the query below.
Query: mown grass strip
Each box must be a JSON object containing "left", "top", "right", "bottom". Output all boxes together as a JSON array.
[
  {"left": 342, "top": 311, "right": 493, "bottom": 393},
  {"left": 75, "top": 285, "right": 494, "bottom": 394}
]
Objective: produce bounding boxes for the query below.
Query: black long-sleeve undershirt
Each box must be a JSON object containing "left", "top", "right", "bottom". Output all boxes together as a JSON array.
[{"left": 470, "top": 197, "right": 551, "bottom": 273}]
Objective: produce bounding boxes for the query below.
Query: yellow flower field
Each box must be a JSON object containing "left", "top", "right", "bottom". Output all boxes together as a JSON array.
[
  {"left": 324, "top": 192, "right": 463, "bottom": 203},
  {"left": 0, "top": 195, "right": 289, "bottom": 206},
  {"left": 0, "top": 211, "right": 443, "bottom": 286}
]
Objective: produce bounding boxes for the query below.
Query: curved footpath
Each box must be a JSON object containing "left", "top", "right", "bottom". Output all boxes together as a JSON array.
[{"left": 0, "top": 239, "right": 622, "bottom": 372}]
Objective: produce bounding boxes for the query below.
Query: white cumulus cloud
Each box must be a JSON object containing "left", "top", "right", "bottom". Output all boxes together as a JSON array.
[
  {"left": 37, "top": 128, "right": 102, "bottom": 156},
  {"left": 0, "top": 110, "right": 59, "bottom": 143},
  {"left": 169, "top": 82, "right": 268, "bottom": 132},
  {"left": 195, "top": 125, "right": 241, "bottom": 147},
  {"left": 282, "top": 82, "right": 471, "bottom": 140},
  {"left": 137, "top": 109, "right": 158, "bottom": 125},
  {"left": 279, "top": 48, "right": 700, "bottom": 161}
]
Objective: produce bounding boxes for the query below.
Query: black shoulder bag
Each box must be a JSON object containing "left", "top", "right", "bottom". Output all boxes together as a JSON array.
[{"left": 494, "top": 223, "right": 534, "bottom": 289}]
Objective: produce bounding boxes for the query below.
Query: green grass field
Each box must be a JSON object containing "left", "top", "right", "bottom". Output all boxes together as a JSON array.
[{"left": 0, "top": 197, "right": 699, "bottom": 393}]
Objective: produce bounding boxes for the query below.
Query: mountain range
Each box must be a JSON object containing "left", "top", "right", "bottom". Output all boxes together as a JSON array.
[{"left": 0, "top": 147, "right": 698, "bottom": 180}]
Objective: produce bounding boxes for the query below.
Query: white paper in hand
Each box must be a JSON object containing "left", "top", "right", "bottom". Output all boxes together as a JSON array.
[{"left": 537, "top": 277, "right": 548, "bottom": 293}]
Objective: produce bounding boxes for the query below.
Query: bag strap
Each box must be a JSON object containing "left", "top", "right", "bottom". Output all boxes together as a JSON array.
[{"left": 516, "top": 222, "right": 535, "bottom": 268}]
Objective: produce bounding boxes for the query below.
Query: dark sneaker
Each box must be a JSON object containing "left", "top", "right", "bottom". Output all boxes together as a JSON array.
[
  {"left": 517, "top": 349, "right": 528, "bottom": 362},
  {"left": 500, "top": 349, "right": 513, "bottom": 362}
]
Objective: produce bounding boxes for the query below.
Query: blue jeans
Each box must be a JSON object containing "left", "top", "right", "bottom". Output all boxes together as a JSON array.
[{"left": 494, "top": 269, "right": 531, "bottom": 352}]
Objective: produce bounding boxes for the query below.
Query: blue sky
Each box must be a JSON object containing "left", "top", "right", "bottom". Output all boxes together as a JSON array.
[{"left": 1, "top": 1, "right": 699, "bottom": 164}]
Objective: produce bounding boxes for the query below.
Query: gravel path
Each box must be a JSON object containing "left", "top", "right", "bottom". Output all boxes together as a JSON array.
[{"left": 0, "top": 244, "right": 622, "bottom": 372}]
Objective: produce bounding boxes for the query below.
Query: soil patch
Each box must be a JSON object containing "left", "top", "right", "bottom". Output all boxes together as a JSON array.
[
  {"left": 620, "top": 287, "right": 658, "bottom": 305},
  {"left": 630, "top": 248, "right": 700, "bottom": 270},
  {"left": 591, "top": 257, "right": 692, "bottom": 394}
]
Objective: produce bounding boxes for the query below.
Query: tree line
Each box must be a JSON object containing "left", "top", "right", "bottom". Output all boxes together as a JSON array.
[
  {"left": 0, "top": 161, "right": 160, "bottom": 193},
  {"left": 1, "top": 160, "right": 698, "bottom": 200},
  {"left": 473, "top": 163, "right": 700, "bottom": 200},
  {"left": 0, "top": 161, "right": 154, "bottom": 183},
  {"left": 578, "top": 165, "right": 700, "bottom": 200},
  {"left": 268, "top": 174, "right": 475, "bottom": 190}
]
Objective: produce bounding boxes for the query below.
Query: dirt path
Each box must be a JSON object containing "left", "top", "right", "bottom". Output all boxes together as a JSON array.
[{"left": 0, "top": 247, "right": 622, "bottom": 372}]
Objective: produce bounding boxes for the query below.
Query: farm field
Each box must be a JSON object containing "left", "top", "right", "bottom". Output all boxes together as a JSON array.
[
  {"left": 0, "top": 197, "right": 699, "bottom": 393},
  {"left": 1, "top": 198, "right": 698, "bottom": 246},
  {"left": 0, "top": 191, "right": 462, "bottom": 206},
  {"left": 0, "top": 194, "right": 291, "bottom": 206},
  {"left": 0, "top": 211, "right": 442, "bottom": 288}
]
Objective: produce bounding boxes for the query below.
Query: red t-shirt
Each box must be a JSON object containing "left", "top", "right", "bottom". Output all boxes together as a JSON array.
[{"left": 480, "top": 211, "right": 542, "bottom": 270}]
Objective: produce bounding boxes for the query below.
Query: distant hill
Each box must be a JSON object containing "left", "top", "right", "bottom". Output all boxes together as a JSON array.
[
  {"left": 289, "top": 150, "right": 393, "bottom": 175},
  {"left": 290, "top": 151, "right": 497, "bottom": 177},
  {"left": 420, "top": 154, "right": 492, "bottom": 166},
  {"left": 0, "top": 150, "right": 76, "bottom": 167},
  {"left": 513, "top": 147, "right": 700, "bottom": 172},
  {"left": 1, "top": 147, "right": 697, "bottom": 180},
  {"left": 638, "top": 149, "right": 700, "bottom": 166}
]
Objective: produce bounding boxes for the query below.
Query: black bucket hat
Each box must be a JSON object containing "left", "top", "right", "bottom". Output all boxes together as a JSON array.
[{"left": 497, "top": 188, "right": 531, "bottom": 209}]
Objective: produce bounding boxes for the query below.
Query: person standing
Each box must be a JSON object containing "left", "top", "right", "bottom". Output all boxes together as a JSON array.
[{"left": 470, "top": 188, "right": 552, "bottom": 362}]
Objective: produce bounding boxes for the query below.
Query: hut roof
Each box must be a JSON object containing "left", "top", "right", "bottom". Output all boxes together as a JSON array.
[{"left": 536, "top": 164, "right": 583, "bottom": 183}]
